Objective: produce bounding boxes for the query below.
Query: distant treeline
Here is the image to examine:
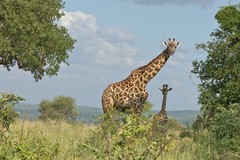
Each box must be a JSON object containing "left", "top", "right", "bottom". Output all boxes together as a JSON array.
[{"left": 15, "top": 103, "right": 199, "bottom": 124}]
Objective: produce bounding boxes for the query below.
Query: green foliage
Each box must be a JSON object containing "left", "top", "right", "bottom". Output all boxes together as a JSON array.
[
  {"left": 0, "top": 128, "right": 61, "bottom": 159},
  {"left": 142, "top": 100, "right": 153, "bottom": 112},
  {"left": 0, "top": 118, "right": 218, "bottom": 160},
  {"left": 168, "top": 118, "right": 186, "bottom": 132},
  {"left": 81, "top": 112, "right": 188, "bottom": 159},
  {"left": 192, "top": 4, "right": 240, "bottom": 158},
  {"left": 192, "top": 130, "right": 217, "bottom": 160},
  {"left": 192, "top": 4, "right": 240, "bottom": 125},
  {"left": 38, "top": 96, "right": 79, "bottom": 122},
  {"left": 0, "top": 0, "right": 76, "bottom": 81},
  {"left": 0, "top": 93, "right": 24, "bottom": 130},
  {"left": 210, "top": 104, "right": 240, "bottom": 154}
]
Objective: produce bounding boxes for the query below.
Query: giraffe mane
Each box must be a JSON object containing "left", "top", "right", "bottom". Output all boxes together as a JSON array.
[{"left": 129, "top": 65, "right": 145, "bottom": 75}]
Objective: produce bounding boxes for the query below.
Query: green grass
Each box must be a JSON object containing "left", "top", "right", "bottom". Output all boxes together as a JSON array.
[
  {"left": 0, "top": 118, "right": 216, "bottom": 160},
  {"left": 0, "top": 120, "right": 95, "bottom": 159}
]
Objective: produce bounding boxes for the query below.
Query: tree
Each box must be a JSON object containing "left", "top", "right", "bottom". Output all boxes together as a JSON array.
[
  {"left": 38, "top": 96, "right": 79, "bottom": 122},
  {"left": 210, "top": 104, "right": 240, "bottom": 154},
  {"left": 0, "top": 93, "right": 25, "bottom": 130},
  {"left": 0, "top": 0, "right": 75, "bottom": 81},
  {"left": 192, "top": 4, "right": 240, "bottom": 125}
]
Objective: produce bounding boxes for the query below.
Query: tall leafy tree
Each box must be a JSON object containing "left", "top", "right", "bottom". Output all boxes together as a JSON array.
[
  {"left": 0, "top": 0, "right": 75, "bottom": 81},
  {"left": 192, "top": 4, "right": 240, "bottom": 124}
]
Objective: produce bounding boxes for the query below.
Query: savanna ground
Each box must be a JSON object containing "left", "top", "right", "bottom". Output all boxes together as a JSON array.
[{"left": 1, "top": 112, "right": 238, "bottom": 160}]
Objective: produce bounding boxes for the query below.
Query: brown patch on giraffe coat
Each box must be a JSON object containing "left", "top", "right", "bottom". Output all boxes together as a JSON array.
[
  {"left": 154, "top": 67, "right": 159, "bottom": 72},
  {"left": 148, "top": 68, "right": 153, "bottom": 72}
]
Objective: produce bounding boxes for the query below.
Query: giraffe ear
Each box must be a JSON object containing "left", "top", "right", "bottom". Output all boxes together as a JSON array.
[
  {"left": 163, "top": 42, "right": 168, "bottom": 46},
  {"left": 169, "top": 88, "right": 173, "bottom": 91},
  {"left": 176, "top": 42, "right": 180, "bottom": 47}
]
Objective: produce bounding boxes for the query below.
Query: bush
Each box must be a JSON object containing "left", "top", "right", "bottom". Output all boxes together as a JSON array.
[
  {"left": 191, "top": 104, "right": 240, "bottom": 159},
  {"left": 210, "top": 104, "right": 240, "bottom": 154},
  {"left": 0, "top": 93, "right": 24, "bottom": 130},
  {"left": 81, "top": 112, "right": 185, "bottom": 159},
  {"left": 38, "top": 96, "right": 79, "bottom": 122}
]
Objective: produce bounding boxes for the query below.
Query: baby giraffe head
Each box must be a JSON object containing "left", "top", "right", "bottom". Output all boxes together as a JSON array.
[
  {"left": 159, "top": 84, "right": 172, "bottom": 95},
  {"left": 163, "top": 38, "right": 180, "bottom": 55}
]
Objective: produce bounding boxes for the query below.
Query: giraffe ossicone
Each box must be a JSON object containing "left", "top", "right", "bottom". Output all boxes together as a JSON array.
[{"left": 102, "top": 38, "right": 180, "bottom": 114}]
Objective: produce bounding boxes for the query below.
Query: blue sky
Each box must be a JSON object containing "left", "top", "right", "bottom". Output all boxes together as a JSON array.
[{"left": 1, "top": 0, "right": 239, "bottom": 111}]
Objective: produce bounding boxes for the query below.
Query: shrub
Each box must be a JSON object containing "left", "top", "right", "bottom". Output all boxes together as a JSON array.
[
  {"left": 38, "top": 96, "right": 79, "bottom": 122},
  {"left": 210, "top": 104, "right": 240, "bottom": 155},
  {"left": 0, "top": 93, "right": 24, "bottom": 130},
  {"left": 81, "top": 112, "right": 184, "bottom": 159}
]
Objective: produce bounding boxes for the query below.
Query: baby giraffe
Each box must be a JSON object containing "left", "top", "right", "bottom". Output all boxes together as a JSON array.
[{"left": 153, "top": 84, "right": 172, "bottom": 124}]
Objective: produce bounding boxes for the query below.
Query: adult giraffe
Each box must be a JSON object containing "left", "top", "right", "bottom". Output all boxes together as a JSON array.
[{"left": 102, "top": 38, "right": 180, "bottom": 114}]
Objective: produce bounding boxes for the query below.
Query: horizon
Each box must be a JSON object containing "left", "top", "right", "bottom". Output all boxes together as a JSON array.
[{"left": 15, "top": 102, "right": 200, "bottom": 112}]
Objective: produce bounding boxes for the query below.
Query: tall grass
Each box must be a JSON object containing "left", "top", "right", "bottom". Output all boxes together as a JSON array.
[
  {"left": 0, "top": 120, "right": 95, "bottom": 159},
  {"left": 0, "top": 117, "right": 218, "bottom": 160}
]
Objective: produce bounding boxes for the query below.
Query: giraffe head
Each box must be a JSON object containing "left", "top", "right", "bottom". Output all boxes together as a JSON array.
[
  {"left": 159, "top": 84, "right": 172, "bottom": 95},
  {"left": 163, "top": 38, "right": 180, "bottom": 55}
]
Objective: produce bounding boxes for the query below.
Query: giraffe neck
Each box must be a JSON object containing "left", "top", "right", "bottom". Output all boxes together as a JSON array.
[
  {"left": 141, "top": 48, "right": 171, "bottom": 84},
  {"left": 161, "top": 94, "right": 167, "bottom": 112}
]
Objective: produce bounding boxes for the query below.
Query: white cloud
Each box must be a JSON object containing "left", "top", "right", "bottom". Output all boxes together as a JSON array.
[
  {"left": 59, "top": 11, "right": 97, "bottom": 39},
  {"left": 58, "top": 11, "right": 140, "bottom": 67}
]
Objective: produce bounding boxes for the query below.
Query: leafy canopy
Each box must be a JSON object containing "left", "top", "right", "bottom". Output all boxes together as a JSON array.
[
  {"left": 0, "top": 0, "right": 75, "bottom": 81},
  {"left": 192, "top": 4, "right": 240, "bottom": 155},
  {"left": 38, "top": 96, "right": 79, "bottom": 122},
  {"left": 210, "top": 104, "right": 240, "bottom": 154},
  {"left": 192, "top": 4, "right": 240, "bottom": 120}
]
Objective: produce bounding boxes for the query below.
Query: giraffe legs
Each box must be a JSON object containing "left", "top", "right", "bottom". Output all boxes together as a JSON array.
[
  {"left": 102, "top": 96, "right": 114, "bottom": 113},
  {"left": 130, "top": 98, "right": 144, "bottom": 114},
  {"left": 102, "top": 87, "right": 114, "bottom": 113},
  {"left": 128, "top": 92, "right": 148, "bottom": 114}
]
